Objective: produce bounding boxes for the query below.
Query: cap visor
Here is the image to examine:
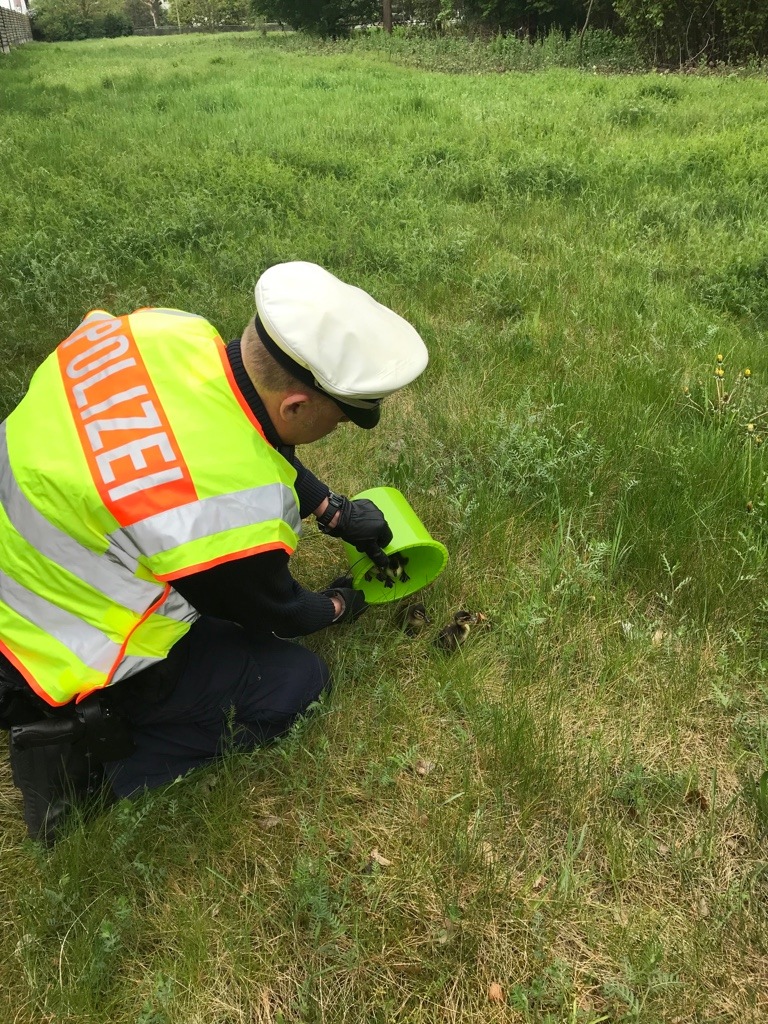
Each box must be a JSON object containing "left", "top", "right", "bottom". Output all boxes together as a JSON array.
[{"left": 334, "top": 399, "right": 381, "bottom": 429}]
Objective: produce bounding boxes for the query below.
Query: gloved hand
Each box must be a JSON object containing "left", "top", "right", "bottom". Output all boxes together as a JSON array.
[
  {"left": 327, "top": 574, "right": 354, "bottom": 590},
  {"left": 318, "top": 496, "right": 393, "bottom": 570},
  {"left": 323, "top": 587, "right": 368, "bottom": 624}
]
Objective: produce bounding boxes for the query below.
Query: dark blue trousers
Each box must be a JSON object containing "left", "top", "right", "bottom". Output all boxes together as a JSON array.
[{"left": 105, "top": 617, "right": 329, "bottom": 798}]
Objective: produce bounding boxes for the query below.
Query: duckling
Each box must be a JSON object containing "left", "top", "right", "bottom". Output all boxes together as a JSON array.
[
  {"left": 435, "top": 610, "right": 486, "bottom": 652},
  {"left": 396, "top": 601, "right": 432, "bottom": 636},
  {"left": 364, "top": 552, "right": 410, "bottom": 589}
]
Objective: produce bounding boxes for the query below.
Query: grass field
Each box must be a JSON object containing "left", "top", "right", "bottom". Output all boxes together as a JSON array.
[{"left": 1, "top": 31, "right": 768, "bottom": 1023}]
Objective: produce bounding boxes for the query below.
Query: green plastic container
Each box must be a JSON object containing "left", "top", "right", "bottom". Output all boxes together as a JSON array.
[{"left": 342, "top": 487, "right": 449, "bottom": 604}]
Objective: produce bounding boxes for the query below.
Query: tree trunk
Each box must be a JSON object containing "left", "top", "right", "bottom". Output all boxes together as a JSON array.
[
  {"left": 578, "top": 0, "right": 595, "bottom": 51},
  {"left": 383, "top": 0, "right": 392, "bottom": 34}
]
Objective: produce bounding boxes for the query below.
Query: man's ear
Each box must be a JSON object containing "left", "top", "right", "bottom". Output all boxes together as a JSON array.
[{"left": 278, "top": 391, "right": 312, "bottom": 425}]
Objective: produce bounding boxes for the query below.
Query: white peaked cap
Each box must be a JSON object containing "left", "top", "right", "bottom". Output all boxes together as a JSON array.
[{"left": 254, "top": 261, "right": 429, "bottom": 428}]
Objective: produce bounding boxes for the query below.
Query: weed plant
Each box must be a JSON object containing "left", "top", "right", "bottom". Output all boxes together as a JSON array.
[{"left": 1, "top": 32, "right": 768, "bottom": 1024}]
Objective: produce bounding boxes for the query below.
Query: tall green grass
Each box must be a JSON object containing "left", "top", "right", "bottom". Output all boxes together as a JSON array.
[{"left": 1, "top": 33, "right": 768, "bottom": 1023}]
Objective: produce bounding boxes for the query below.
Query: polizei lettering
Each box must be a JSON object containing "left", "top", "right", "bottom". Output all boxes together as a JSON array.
[{"left": 58, "top": 313, "right": 196, "bottom": 525}]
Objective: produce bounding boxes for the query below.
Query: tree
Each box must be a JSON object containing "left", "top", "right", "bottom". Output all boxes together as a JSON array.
[
  {"left": 124, "top": 0, "right": 164, "bottom": 28},
  {"left": 613, "top": 0, "right": 768, "bottom": 62},
  {"left": 31, "top": 0, "right": 130, "bottom": 38},
  {"left": 459, "top": 1, "right": 604, "bottom": 37},
  {"left": 398, "top": 1, "right": 458, "bottom": 31},
  {"left": 394, "top": 1, "right": 617, "bottom": 36},
  {"left": 169, "top": 0, "right": 250, "bottom": 26},
  {"left": 251, "top": 0, "right": 380, "bottom": 36}
]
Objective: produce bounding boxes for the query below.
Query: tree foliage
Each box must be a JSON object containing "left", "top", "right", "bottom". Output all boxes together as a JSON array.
[
  {"left": 31, "top": 0, "right": 133, "bottom": 39},
  {"left": 123, "top": 0, "right": 164, "bottom": 29},
  {"left": 613, "top": 0, "right": 768, "bottom": 62},
  {"left": 168, "top": 0, "right": 251, "bottom": 28},
  {"left": 251, "top": 0, "right": 380, "bottom": 36},
  {"left": 376, "top": 1, "right": 768, "bottom": 58}
]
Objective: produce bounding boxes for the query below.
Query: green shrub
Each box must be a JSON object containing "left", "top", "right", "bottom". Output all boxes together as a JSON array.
[{"left": 613, "top": 0, "right": 768, "bottom": 63}]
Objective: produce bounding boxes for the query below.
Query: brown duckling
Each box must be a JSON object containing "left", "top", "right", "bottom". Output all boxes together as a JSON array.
[
  {"left": 397, "top": 601, "right": 432, "bottom": 636},
  {"left": 435, "top": 610, "right": 486, "bottom": 652}
]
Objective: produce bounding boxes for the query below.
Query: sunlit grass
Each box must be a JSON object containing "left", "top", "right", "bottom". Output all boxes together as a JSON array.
[{"left": 1, "top": 32, "right": 768, "bottom": 1024}]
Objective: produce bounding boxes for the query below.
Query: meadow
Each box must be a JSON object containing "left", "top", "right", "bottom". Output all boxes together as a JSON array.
[{"left": 1, "top": 30, "right": 768, "bottom": 1023}]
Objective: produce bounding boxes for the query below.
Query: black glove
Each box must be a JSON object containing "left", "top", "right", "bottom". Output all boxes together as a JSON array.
[
  {"left": 323, "top": 587, "right": 368, "bottom": 624},
  {"left": 317, "top": 494, "right": 393, "bottom": 569},
  {"left": 327, "top": 574, "right": 354, "bottom": 590}
]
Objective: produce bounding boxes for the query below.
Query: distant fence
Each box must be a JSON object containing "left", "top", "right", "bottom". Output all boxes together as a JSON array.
[
  {"left": 133, "top": 23, "right": 289, "bottom": 37},
  {"left": 0, "top": 8, "right": 33, "bottom": 53}
]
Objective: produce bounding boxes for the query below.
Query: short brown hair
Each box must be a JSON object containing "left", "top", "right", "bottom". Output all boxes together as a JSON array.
[
  {"left": 241, "top": 319, "right": 303, "bottom": 394},
  {"left": 240, "top": 320, "right": 340, "bottom": 416}
]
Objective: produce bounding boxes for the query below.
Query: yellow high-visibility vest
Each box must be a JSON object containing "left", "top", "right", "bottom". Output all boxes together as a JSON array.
[{"left": 0, "top": 308, "right": 301, "bottom": 707}]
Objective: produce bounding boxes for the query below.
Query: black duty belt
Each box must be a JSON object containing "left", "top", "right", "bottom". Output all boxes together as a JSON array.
[{"left": 11, "top": 701, "right": 134, "bottom": 761}]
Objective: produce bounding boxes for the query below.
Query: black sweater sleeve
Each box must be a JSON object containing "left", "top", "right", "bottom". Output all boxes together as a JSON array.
[
  {"left": 170, "top": 549, "right": 337, "bottom": 638},
  {"left": 292, "top": 456, "right": 330, "bottom": 519}
]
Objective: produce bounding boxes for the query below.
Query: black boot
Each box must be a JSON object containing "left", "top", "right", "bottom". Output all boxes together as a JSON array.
[{"left": 8, "top": 733, "right": 100, "bottom": 846}]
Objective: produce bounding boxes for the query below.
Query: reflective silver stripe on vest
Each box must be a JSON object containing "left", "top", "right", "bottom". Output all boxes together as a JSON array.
[
  {"left": 155, "top": 580, "right": 201, "bottom": 623},
  {"left": 110, "top": 586, "right": 200, "bottom": 685},
  {"left": 0, "top": 422, "right": 161, "bottom": 615},
  {"left": 0, "top": 569, "right": 120, "bottom": 673},
  {"left": 140, "top": 309, "right": 206, "bottom": 320},
  {"left": 110, "top": 651, "right": 164, "bottom": 684},
  {"left": 119, "top": 484, "right": 301, "bottom": 558}
]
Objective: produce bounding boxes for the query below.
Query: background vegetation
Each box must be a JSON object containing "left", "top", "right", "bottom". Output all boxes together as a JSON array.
[
  {"left": 28, "top": 0, "right": 768, "bottom": 65},
  {"left": 1, "top": 30, "right": 768, "bottom": 1023}
]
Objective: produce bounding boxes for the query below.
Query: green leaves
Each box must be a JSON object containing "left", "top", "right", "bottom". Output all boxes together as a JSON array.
[{"left": 251, "top": 0, "right": 380, "bottom": 36}]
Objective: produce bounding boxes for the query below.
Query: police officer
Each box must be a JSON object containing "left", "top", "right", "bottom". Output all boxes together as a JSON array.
[{"left": 0, "top": 261, "right": 428, "bottom": 843}]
